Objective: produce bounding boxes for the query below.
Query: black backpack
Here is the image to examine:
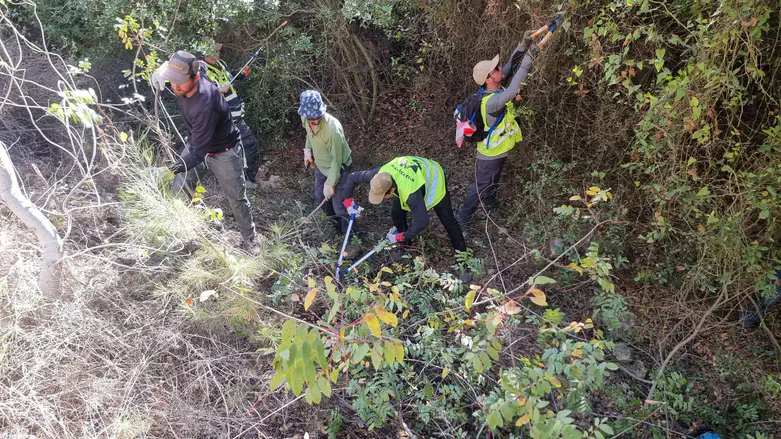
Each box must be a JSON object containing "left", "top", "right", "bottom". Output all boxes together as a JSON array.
[{"left": 455, "top": 87, "right": 506, "bottom": 144}]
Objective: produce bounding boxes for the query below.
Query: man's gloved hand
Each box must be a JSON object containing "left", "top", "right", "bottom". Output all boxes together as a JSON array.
[
  {"left": 150, "top": 68, "right": 167, "bottom": 91},
  {"left": 218, "top": 82, "right": 230, "bottom": 94},
  {"left": 385, "top": 227, "right": 405, "bottom": 243},
  {"left": 527, "top": 43, "right": 542, "bottom": 59},
  {"left": 167, "top": 161, "right": 186, "bottom": 175},
  {"left": 240, "top": 66, "right": 251, "bottom": 77},
  {"left": 303, "top": 148, "right": 313, "bottom": 169},
  {"left": 519, "top": 30, "right": 534, "bottom": 52},
  {"left": 323, "top": 183, "right": 335, "bottom": 200},
  {"left": 342, "top": 197, "right": 364, "bottom": 218}
]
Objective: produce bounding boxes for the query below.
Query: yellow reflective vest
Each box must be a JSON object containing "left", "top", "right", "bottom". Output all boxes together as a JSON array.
[
  {"left": 476, "top": 92, "right": 523, "bottom": 157},
  {"left": 204, "top": 60, "right": 245, "bottom": 121},
  {"left": 379, "top": 156, "right": 446, "bottom": 211}
]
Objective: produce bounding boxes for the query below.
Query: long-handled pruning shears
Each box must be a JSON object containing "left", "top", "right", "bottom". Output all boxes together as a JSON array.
[
  {"left": 335, "top": 212, "right": 357, "bottom": 281},
  {"left": 530, "top": 13, "right": 564, "bottom": 48},
  {"left": 530, "top": 2, "right": 569, "bottom": 48},
  {"left": 341, "top": 240, "right": 389, "bottom": 279},
  {"left": 230, "top": 20, "right": 288, "bottom": 85}
]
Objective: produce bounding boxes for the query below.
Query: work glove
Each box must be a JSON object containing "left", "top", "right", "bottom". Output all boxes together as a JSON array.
[
  {"left": 323, "top": 183, "right": 335, "bottom": 200},
  {"left": 303, "top": 148, "right": 313, "bottom": 170},
  {"left": 519, "top": 30, "right": 534, "bottom": 52},
  {"left": 240, "top": 66, "right": 251, "bottom": 77},
  {"left": 167, "top": 160, "right": 186, "bottom": 175},
  {"left": 385, "top": 227, "right": 405, "bottom": 243},
  {"left": 342, "top": 197, "right": 364, "bottom": 218},
  {"left": 150, "top": 68, "right": 167, "bottom": 91},
  {"left": 527, "top": 43, "right": 542, "bottom": 59}
]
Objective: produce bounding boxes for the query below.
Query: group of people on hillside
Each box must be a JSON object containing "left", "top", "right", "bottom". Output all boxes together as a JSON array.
[{"left": 151, "top": 31, "right": 542, "bottom": 269}]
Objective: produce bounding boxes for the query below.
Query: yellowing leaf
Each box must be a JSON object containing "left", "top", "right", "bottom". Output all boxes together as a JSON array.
[
  {"left": 499, "top": 300, "right": 521, "bottom": 315},
  {"left": 547, "top": 376, "right": 562, "bottom": 388},
  {"left": 368, "top": 283, "right": 379, "bottom": 292},
  {"left": 394, "top": 342, "right": 404, "bottom": 362},
  {"left": 364, "top": 314, "right": 382, "bottom": 338},
  {"left": 442, "top": 367, "right": 450, "bottom": 378},
  {"left": 529, "top": 288, "right": 547, "bottom": 307},
  {"left": 465, "top": 289, "right": 476, "bottom": 312},
  {"left": 375, "top": 307, "right": 398, "bottom": 327},
  {"left": 567, "top": 262, "right": 583, "bottom": 275},
  {"left": 380, "top": 267, "right": 393, "bottom": 274},
  {"left": 183, "top": 296, "right": 193, "bottom": 307},
  {"left": 490, "top": 312, "right": 504, "bottom": 327},
  {"left": 304, "top": 288, "right": 318, "bottom": 311},
  {"left": 324, "top": 276, "right": 337, "bottom": 297},
  {"left": 307, "top": 276, "right": 316, "bottom": 288},
  {"left": 515, "top": 414, "right": 531, "bottom": 426},
  {"left": 516, "top": 396, "right": 527, "bottom": 406},
  {"left": 586, "top": 186, "right": 602, "bottom": 196}
]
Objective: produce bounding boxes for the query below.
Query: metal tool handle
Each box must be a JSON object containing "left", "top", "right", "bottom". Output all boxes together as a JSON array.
[
  {"left": 343, "top": 241, "right": 385, "bottom": 276},
  {"left": 335, "top": 214, "right": 356, "bottom": 281},
  {"left": 531, "top": 25, "right": 548, "bottom": 39},
  {"left": 230, "top": 20, "right": 288, "bottom": 85},
  {"left": 538, "top": 32, "right": 554, "bottom": 48}
]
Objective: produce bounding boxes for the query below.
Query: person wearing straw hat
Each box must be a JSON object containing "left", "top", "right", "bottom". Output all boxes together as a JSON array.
[
  {"left": 202, "top": 43, "right": 261, "bottom": 188},
  {"left": 341, "top": 156, "right": 466, "bottom": 256},
  {"left": 456, "top": 32, "right": 541, "bottom": 225},
  {"left": 299, "top": 90, "right": 356, "bottom": 236},
  {"left": 155, "top": 50, "right": 259, "bottom": 255}
]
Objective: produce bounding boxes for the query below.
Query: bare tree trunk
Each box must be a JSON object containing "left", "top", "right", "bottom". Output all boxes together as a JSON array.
[{"left": 0, "top": 142, "right": 63, "bottom": 297}]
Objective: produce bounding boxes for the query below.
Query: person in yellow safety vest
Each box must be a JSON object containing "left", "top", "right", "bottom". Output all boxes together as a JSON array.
[
  {"left": 341, "top": 156, "right": 467, "bottom": 255},
  {"left": 202, "top": 43, "right": 262, "bottom": 188},
  {"left": 456, "top": 32, "right": 541, "bottom": 224}
]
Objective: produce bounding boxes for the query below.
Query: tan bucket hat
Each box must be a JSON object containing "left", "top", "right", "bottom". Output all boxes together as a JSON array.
[
  {"left": 368, "top": 172, "right": 393, "bottom": 204},
  {"left": 472, "top": 54, "right": 500, "bottom": 85}
]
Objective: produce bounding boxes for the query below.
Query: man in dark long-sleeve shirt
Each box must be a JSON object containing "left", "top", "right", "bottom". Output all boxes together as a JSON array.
[
  {"left": 457, "top": 32, "right": 541, "bottom": 224},
  {"left": 341, "top": 156, "right": 466, "bottom": 254},
  {"left": 157, "top": 51, "right": 258, "bottom": 254}
]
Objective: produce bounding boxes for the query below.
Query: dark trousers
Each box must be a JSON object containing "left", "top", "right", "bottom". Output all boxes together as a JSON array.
[
  {"left": 458, "top": 157, "right": 507, "bottom": 220},
  {"left": 391, "top": 191, "right": 467, "bottom": 252},
  {"left": 314, "top": 165, "right": 357, "bottom": 235},
  {"left": 236, "top": 118, "right": 260, "bottom": 183}
]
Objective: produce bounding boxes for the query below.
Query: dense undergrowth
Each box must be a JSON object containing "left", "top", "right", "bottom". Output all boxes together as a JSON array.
[{"left": 1, "top": 0, "right": 780, "bottom": 438}]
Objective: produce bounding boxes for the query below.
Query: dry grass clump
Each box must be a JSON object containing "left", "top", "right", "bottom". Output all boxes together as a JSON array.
[{"left": 0, "top": 215, "right": 303, "bottom": 438}]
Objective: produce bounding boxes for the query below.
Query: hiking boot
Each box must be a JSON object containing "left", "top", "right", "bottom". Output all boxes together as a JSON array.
[
  {"left": 456, "top": 211, "right": 472, "bottom": 227},
  {"left": 242, "top": 238, "right": 261, "bottom": 256},
  {"left": 389, "top": 247, "right": 406, "bottom": 263},
  {"left": 345, "top": 244, "right": 362, "bottom": 259},
  {"left": 483, "top": 199, "right": 501, "bottom": 212},
  {"left": 458, "top": 269, "right": 473, "bottom": 284}
]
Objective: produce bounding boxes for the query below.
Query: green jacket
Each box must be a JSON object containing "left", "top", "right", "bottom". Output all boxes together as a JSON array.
[{"left": 303, "top": 113, "right": 352, "bottom": 186}]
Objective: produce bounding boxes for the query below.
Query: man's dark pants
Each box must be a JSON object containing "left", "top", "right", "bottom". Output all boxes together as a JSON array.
[
  {"left": 314, "top": 165, "right": 356, "bottom": 235},
  {"left": 458, "top": 157, "right": 507, "bottom": 221},
  {"left": 391, "top": 190, "right": 467, "bottom": 252},
  {"left": 236, "top": 118, "right": 260, "bottom": 183},
  {"left": 172, "top": 140, "right": 256, "bottom": 243}
]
